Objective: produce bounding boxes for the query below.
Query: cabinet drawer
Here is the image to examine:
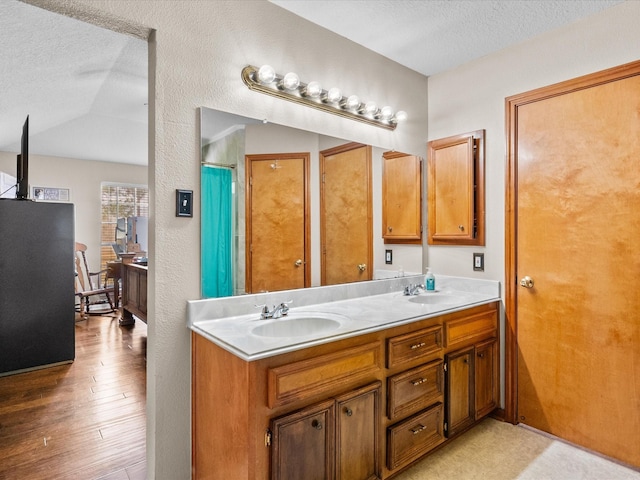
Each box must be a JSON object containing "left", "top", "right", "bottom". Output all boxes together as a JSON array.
[
  {"left": 444, "top": 305, "right": 497, "bottom": 348},
  {"left": 268, "top": 342, "right": 382, "bottom": 408},
  {"left": 387, "top": 325, "right": 442, "bottom": 369},
  {"left": 387, "top": 403, "right": 445, "bottom": 471},
  {"left": 387, "top": 360, "right": 443, "bottom": 421}
]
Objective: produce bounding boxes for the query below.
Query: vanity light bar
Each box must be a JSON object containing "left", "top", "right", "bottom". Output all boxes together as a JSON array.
[{"left": 241, "top": 65, "right": 407, "bottom": 131}]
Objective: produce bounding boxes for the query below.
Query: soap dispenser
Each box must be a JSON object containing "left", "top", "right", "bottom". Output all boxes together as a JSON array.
[{"left": 425, "top": 268, "right": 435, "bottom": 291}]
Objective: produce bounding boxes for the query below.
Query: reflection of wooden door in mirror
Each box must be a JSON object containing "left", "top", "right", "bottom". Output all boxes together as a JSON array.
[
  {"left": 246, "top": 153, "right": 310, "bottom": 293},
  {"left": 320, "top": 143, "right": 372, "bottom": 286}
]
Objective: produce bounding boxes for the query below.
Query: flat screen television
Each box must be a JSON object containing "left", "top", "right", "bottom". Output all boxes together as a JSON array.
[{"left": 16, "top": 116, "right": 29, "bottom": 200}]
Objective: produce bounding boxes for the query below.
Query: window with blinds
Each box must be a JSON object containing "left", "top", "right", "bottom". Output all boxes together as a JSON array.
[{"left": 100, "top": 184, "right": 149, "bottom": 273}]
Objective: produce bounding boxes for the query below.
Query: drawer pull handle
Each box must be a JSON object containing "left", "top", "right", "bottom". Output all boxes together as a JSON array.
[
  {"left": 311, "top": 420, "right": 323, "bottom": 430},
  {"left": 410, "top": 342, "right": 426, "bottom": 350},
  {"left": 411, "top": 378, "right": 426, "bottom": 386},
  {"left": 410, "top": 424, "right": 426, "bottom": 435}
]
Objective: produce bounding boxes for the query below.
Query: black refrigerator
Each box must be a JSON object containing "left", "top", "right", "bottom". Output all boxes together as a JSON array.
[{"left": 0, "top": 199, "right": 75, "bottom": 376}]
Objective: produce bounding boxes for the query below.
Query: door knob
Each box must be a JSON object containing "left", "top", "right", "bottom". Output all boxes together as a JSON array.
[
  {"left": 294, "top": 259, "right": 303, "bottom": 267},
  {"left": 520, "top": 276, "right": 534, "bottom": 288},
  {"left": 358, "top": 263, "right": 367, "bottom": 272}
]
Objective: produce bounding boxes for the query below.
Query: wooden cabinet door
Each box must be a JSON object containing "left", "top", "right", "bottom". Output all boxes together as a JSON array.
[
  {"left": 427, "top": 130, "right": 484, "bottom": 246},
  {"left": 382, "top": 152, "right": 422, "bottom": 243},
  {"left": 320, "top": 143, "right": 372, "bottom": 286},
  {"left": 335, "top": 383, "right": 381, "bottom": 480},
  {"left": 246, "top": 153, "right": 310, "bottom": 293},
  {"left": 474, "top": 339, "right": 498, "bottom": 419},
  {"left": 445, "top": 347, "right": 474, "bottom": 437},
  {"left": 270, "top": 399, "right": 335, "bottom": 480}
]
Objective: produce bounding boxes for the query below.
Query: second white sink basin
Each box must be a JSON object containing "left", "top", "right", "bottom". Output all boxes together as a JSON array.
[
  {"left": 408, "top": 293, "right": 469, "bottom": 305},
  {"left": 251, "top": 312, "right": 346, "bottom": 338}
]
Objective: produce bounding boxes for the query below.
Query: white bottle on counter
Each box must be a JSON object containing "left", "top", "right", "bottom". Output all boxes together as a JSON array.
[{"left": 425, "top": 268, "right": 435, "bottom": 291}]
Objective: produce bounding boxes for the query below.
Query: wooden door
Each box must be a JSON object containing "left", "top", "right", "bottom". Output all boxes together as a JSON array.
[
  {"left": 506, "top": 62, "right": 640, "bottom": 467},
  {"left": 270, "top": 399, "right": 335, "bottom": 480},
  {"left": 474, "top": 339, "right": 497, "bottom": 419},
  {"left": 246, "top": 153, "right": 310, "bottom": 293},
  {"left": 445, "top": 347, "right": 474, "bottom": 438},
  {"left": 335, "top": 382, "right": 381, "bottom": 480},
  {"left": 320, "top": 143, "right": 372, "bottom": 285}
]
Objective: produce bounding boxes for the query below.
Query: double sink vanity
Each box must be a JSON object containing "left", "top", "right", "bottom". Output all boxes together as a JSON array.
[{"left": 188, "top": 275, "right": 500, "bottom": 479}]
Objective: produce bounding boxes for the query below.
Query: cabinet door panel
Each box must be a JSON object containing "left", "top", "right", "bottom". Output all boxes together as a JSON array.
[
  {"left": 445, "top": 347, "right": 474, "bottom": 437},
  {"left": 271, "top": 399, "right": 335, "bottom": 480},
  {"left": 382, "top": 152, "right": 422, "bottom": 242},
  {"left": 335, "top": 383, "right": 381, "bottom": 480},
  {"left": 475, "top": 339, "right": 498, "bottom": 419}
]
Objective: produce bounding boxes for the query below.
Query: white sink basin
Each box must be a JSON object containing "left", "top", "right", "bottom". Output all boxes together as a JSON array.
[
  {"left": 251, "top": 312, "right": 346, "bottom": 338},
  {"left": 408, "top": 293, "right": 469, "bottom": 305}
]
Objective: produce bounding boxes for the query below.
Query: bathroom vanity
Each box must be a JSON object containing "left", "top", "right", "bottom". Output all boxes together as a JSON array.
[{"left": 188, "top": 276, "right": 500, "bottom": 479}]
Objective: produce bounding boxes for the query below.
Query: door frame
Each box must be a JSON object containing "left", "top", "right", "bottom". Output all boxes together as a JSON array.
[
  {"left": 504, "top": 59, "right": 640, "bottom": 424},
  {"left": 245, "top": 152, "right": 311, "bottom": 292}
]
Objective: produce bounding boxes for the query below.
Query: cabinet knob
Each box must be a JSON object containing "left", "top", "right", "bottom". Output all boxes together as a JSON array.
[
  {"left": 344, "top": 407, "right": 353, "bottom": 417},
  {"left": 294, "top": 259, "right": 303, "bottom": 267},
  {"left": 478, "top": 352, "right": 485, "bottom": 358},
  {"left": 311, "top": 419, "right": 323, "bottom": 430},
  {"left": 388, "top": 226, "right": 393, "bottom": 232},
  {"left": 357, "top": 263, "right": 367, "bottom": 272},
  {"left": 458, "top": 225, "right": 464, "bottom": 231}
]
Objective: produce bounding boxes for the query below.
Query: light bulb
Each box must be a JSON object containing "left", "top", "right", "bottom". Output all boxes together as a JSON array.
[
  {"left": 380, "top": 106, "right": 394, "bottom": 120},
  {"left": 305, "top": 81, "right": 322, "bottom": 98},
  {"left": 325, "top": 87, "right": 342, "bottom": 103},
  {"left": 394, "top": 110, "right": 408, "bottom": 122},
  {"left": 282, "top": 72, "right": 300, "bottom": 90},
  {"left": 345, "top": 95, "right": 360, "bottom": 110},
  {"left": 363, "top": 101, "right": 378, "bottom": 116},
  {"left": 257, "top": 65, "right": 276, "bottom": 84}
]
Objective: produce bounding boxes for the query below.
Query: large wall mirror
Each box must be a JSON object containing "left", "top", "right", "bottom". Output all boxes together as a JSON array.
[{"left": 200, "top": 107, "right": 423, "bottom": 298}]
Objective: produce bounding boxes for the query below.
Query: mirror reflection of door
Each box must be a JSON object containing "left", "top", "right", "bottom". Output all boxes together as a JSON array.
[
  {"left": 320, "top": 143, "right": 373, "bottom": 286},
  {"left": 246, "top": 153, "right": 310, "bottom": 293}
]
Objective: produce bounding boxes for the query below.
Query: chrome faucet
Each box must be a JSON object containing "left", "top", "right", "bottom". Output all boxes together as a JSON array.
[
  {"left": 403, "top": 284, "right": 423, "bottom": 296},
  {"left": 258, "top": 301, "right": 292, "bottom": 319}
]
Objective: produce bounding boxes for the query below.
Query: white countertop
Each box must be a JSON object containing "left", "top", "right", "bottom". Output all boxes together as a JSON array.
[{"left": 187, "top": 275, "right": 500, "bottom": 361}]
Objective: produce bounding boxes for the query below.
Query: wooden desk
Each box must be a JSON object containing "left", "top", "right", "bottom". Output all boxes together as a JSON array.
[{"left": 121, "top": 262, "right": 147, "bottom": 326}]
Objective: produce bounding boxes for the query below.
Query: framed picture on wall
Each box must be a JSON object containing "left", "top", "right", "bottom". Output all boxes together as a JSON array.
[{"left": 32, "top": 186, "right": 71, "bottom": 202}]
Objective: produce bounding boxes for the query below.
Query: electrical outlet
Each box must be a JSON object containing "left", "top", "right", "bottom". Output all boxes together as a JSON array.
[
  {"left": 385, "top": 249, "right": 393, "bottom": 264},
  {"left": 473, "top": 252, "right": 484, "bottom": 271}
]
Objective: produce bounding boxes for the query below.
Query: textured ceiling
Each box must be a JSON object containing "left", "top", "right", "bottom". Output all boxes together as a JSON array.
[
  {"left": 0, "top": 1, "right": 147, "bottom": 166},
  {"left": 270, "top": 0, "right": 623, "bottom": 76},
  {"left": 0, "top": 0, "right": 624, "bottom": 166}
]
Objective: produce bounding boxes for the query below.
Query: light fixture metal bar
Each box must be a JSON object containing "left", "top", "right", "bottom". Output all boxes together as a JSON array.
[{"left": 241, "top": 65, "right": 397, "bottom": 131}]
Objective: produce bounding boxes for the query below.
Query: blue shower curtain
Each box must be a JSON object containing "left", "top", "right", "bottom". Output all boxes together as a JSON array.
[{"left": 201, "top": 165, "right": 233, "bottom": 297}]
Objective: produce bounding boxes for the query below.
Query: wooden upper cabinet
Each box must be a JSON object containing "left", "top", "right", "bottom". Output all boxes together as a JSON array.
[
  {"left": 382, "top": 152, "right": 422, "bottom": 244},
  {"left": 427, "top": 130, "right": 485, "bottom": 245}
]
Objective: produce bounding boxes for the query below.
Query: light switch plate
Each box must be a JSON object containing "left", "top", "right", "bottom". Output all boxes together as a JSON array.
[
  {"left": 473, "top": 252, "right": 484, "bottom": 271},
  {"left": 385, "top": 249, "right": 393, "bottom": 264},
  {"left": 176, "top": 189, "right": 193, "bottom": 217}
]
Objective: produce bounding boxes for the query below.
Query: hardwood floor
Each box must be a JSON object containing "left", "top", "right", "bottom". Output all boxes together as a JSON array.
[{"left": 0, "top": 313, "right": 146, "bottom": 480}]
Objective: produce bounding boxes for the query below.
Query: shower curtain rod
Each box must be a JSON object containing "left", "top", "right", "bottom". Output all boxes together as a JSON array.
[{"left": 201, "top": 161, "right": 236, "bottom": 169}]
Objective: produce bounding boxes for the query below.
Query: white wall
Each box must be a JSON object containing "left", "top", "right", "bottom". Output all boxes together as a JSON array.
[
  {"left": 426, "top": 0, "right": 640, "bottom": 405},
  {"left": 0, "top": 152, "right": 147, "bottom": 269},
  {"left": 30, "top": 1, "right": 429, "bottom": 478}
]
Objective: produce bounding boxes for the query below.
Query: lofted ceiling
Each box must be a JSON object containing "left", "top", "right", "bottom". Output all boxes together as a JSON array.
[{"left": 0, "top": 0, "right": 623, "bottom": 166}]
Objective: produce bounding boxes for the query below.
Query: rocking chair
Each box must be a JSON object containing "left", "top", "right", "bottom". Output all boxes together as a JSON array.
[{"left": 75, "top": 242, "right": 117, "bottom": 319}]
